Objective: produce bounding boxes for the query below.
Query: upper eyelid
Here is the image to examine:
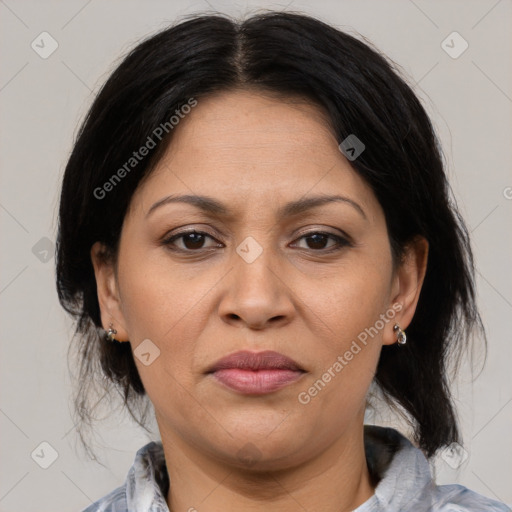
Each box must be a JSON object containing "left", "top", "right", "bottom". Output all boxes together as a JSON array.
[
  {"left": 166, "top": 226, "right": 348, "bottom": 239},
  {"left": 164, "top": 228, "right": 350, "bottom": 247}
]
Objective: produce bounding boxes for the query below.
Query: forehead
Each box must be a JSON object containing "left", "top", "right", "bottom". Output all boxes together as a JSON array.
[{"left": 128, "top": 89, "right": 379, "bottom": 222}]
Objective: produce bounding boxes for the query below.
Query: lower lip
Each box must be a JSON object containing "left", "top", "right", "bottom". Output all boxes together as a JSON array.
[{"left": 211, "top": 369, "right": 305, "bottom": 394}]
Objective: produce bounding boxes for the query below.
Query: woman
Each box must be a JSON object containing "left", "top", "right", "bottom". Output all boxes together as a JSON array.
[{"left": 56, "top": 11, "right": 509, "bottom": 512}]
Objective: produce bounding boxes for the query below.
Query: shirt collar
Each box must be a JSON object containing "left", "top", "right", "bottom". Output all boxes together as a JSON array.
[
  {"left": 358, "top": 425, "right": 434, "bottom": 511},
  {"left": 125, "top": 439, "right": 170, "bottom": 511}
]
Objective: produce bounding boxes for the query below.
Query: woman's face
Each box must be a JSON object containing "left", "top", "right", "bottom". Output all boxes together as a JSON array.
[{"left": 92, "top": 89, "right": 425, "bottom": 470}]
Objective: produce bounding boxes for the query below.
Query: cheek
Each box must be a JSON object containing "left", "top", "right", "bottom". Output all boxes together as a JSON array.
[
  {"left": 294, "top": 251, "right": 392, "bottom": 407},
  {"left": 118, "top": 244, "right": 211, "bottom": 338},
  {"left": 117, "top": 250, "right": 223, "bottom": 393},
  {"left": 118, "top": 260, "right": 210, "bottom": 427},
  {"left": 305, "top": 260, "right": 392, "bottom": 344}
]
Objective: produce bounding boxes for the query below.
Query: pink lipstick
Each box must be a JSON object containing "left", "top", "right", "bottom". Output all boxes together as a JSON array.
[{"left": 207, "top": 350, "right": 306, "bottom": 395}]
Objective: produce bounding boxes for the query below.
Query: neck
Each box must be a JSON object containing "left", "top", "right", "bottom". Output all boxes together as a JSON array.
[{"left": 160, "top": 421, "right": 375, "bottom": 512}]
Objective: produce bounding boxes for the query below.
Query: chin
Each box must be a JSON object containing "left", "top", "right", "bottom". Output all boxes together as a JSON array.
[{"left": 205, "top": 426, "right": 312, "bottom": 472}]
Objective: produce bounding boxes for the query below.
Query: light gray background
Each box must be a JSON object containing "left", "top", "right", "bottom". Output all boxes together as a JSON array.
[{"left": 1, "top": 1, "right": 511, "bottom": 511}]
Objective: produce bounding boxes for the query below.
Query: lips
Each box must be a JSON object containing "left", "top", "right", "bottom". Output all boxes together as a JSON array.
[
  {"left": 207, "top": 350, "right": 304, "bottom": 372},
  {"left": 206, "top": 350, "right": 306, "bottom": 395}
]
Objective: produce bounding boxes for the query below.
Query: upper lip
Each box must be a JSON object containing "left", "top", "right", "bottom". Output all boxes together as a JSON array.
[{"left": 206, "top": 350, "right": 305, "bottom": 373}]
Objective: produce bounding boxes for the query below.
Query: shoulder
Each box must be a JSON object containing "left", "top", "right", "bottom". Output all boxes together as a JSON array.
[
  {"left": 80, "top": 484, "right": 127, "bottom": 512},
  {"left": 78, "top": 440, "right": 169, "bottom": 512},
  {"left": 361, "top": 426, "right": 510, "bottom": 512},
  {"left": 432, "top": 483, "right": 511, "bottom": 512}
]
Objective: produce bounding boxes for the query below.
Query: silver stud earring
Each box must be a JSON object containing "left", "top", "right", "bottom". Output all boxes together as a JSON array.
[
  {"left": 393, "top": 324, "right": 406, "bottom": 345},
  {"left": 106, "top": 322, "right": 118, "bottom": 342}
]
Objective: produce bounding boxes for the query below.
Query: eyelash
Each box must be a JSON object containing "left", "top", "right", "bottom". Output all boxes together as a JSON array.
[{"left": 161, "top": 229, "right": 352, "bottom": 254}]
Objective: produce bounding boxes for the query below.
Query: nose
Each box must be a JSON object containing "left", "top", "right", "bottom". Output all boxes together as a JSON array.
[{"left": 217, "top": 246, "right": 296, "bottom": 331}]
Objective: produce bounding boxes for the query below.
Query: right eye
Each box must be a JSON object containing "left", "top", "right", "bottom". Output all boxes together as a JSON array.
[{"left": 161, "top": 230, "right": 224, "bottom": 252}]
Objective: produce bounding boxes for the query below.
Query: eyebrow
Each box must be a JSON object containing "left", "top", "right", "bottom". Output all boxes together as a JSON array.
[{"left": 145, "top": 193, "right": 367, "bottom": 220}]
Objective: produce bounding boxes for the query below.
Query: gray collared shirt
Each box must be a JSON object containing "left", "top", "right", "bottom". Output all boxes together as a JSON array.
[{"left": 81, "top": 426, "right": 510, "bottom": 511}]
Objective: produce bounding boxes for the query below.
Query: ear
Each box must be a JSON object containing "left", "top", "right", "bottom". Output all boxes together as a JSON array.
[
  {"left": 383, "top": 236, "right": 429, "bottom": 346},
  {"left": 90, "top": 241, "right": 129, "bottom": 342}
]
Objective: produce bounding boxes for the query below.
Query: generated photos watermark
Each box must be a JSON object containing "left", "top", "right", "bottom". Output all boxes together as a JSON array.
[
  {"left": 93, "top": 97, "right": 198, "bottom": 200},
  {"left": 298, "top": 303, "right": 403, "bottom": 405}
]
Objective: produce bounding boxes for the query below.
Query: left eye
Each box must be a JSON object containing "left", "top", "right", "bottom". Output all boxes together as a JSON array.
[
  {"left": 291, "top": 232, "right": 349, "bottom": 251},
  {"left": 162, "top": 230, "right": 349, "bottom": 252}
]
